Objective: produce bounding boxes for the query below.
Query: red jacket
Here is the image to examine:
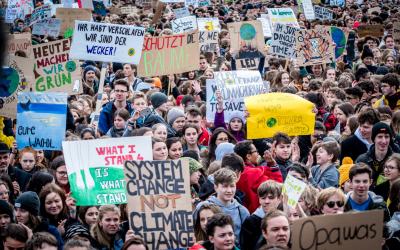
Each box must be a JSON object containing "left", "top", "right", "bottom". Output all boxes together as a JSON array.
[
  {"left": 198, "top": 126, "right": 210, "bottom": 146},
  {"left": 236, "top": 164, "right": 283, "bottom": 213}
]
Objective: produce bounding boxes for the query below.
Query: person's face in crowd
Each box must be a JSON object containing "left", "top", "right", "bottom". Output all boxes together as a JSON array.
[
  {"left": 326, "top": 69, "right": 336, "bottom": 81},
  {"left": 385, "top": 56, "right": 395, "bottom": 68},
  {"left": 362, "top": 56, "right": 373, "bottom": 66},
  {"left": 114, "top": 115, "right": 126, "bottom": 130},
  {"left": 172, "top": 117, "right": 185, "bottom": 132},
  {"left": 84, "top": 207, "right": 99, "bottom": 226},
  {"left": 0, "top": 214, "right": 10, "bottom": 231},
  {"left": 287, "top": 207, "right": 300, "bottom": 223},
  {"left": 262, "top": 216, "right": 290, "bottom": 248},
  {"left": 302, "top": 76, "right": 310, "bottom": 90},
  {"left": 326, "top": 91, "right": 338, "bottom": 107},
  {"left": 55, "top": 165, "right": 69, "bottom": 186},
  {"left": 281, "top": 73, "right": 290, "bottom": 86},
  {"left": 366, "top": 39, "right": 376, "bottom": 49},
  {"left": 216, "top": 132, "right": 229, "bottom": 146},
  {"left": 126, "top": 244, "right": 147, "bottom": 250},
  {"left": 0, "top": 153, "right": 11, "bottom": 173},
  {"left": 215, "top": 182, "right": 236, "bottom": 204},
  {"left": 346, "top": 18, "right": 354, "bottom": 29},
  {"left": 381, "top": 82, "right": 396, "bottom": 97},
  {"left": 37, "top": 243, "right": 57, "bottom": 250},
  {"left": 342, "top": 180, "right": 353, "bottom": 194},
  {"left": 311, "top": 129, "right": 325, "bottom": 144},
  {"left": 85, "top": 71, "right": 96, "bottom": 83},
  {"left": 209, "top": 224, "right": 235, "bottom": 250},
  {"left": 204, "top": 71, "right": 214, "bottom": 79},
  {"left": 123, "top": 64, "right": 133, "bottom": 78},
  {"left": 259, "top": 193, "right": 281, "bottom": 213},
  {"left": 311, "top": 65, "right": 323, "bottom": 77},
  {"left": 186, "top": 113, "right": 202, "bottom": 127},
  {"left": 184, "top": 127, "right": 199, "bottom": 146},
  {"left": 359, "top": 122, "right": 373, "bottom": 140},
  {"left": 316, "top": 147, "right": 333, "bottom": 166},
  {"left": 142, "top": 21, "right": 150, "bottom": 29},
  {"left": 384, "top": 159, "right": 400, "bottom": 182},
  {"left": 153, "top": 126, "right": 167, "bottom": 142},
  {"left": 220, "top": 64, "right": 229, "bottom": 71},
  {"left": 15, "top": 207, "right": 29, "bottom": 224},
  {"left": 386, "top": 37, "right": 395, "bottom": 49},
  {"left": 288, "top": 171, "right": 307, "bottom": 183},
  {"left": 247, "top": 144, "right": 259, "bottom": 165},
  {"left": 114, "top": 84, "right": 129, "bottom": 102},
  {"left": 299, "top": 13, "right": 306, "bottom": 22},
  {"left": 274, "top": 142, "right": 291, "bottom": 161},
  {"left": 372, "top": 48, "right": 381, "bottom": 61},
  {"left": 374, "top": 133, "right": 390, "bottom": 152},
  {"left": 199, "top": 59, "right": 208, "bottom": 71},
  {"left": 3, "top": 236, "right": 25, "bottom": 250},
  {"left": 143, "top": 131, "right": 153, "bottom": 137},
  {"left": 346, "top": 94, "right": 359, "bottom": 106},
  {"left": 229, "top": 118, "right": 243, "bottom": 132},
  {"left": 188, "top": 71, "right": 196, "bottom": 79},
  {"left": 100, "top": 211, "right": 120, "bottom": 235},
  {"left": 321, "top": 194, "right": 345, "bottom": 215},
  {"left": 71, "top": 110, "right": 80, "bottom": 120},
  {"left": 157, "top": 102, "right": 169, "bottom": 113},
  {"left": 82, "top": 131, "right": 95, "bottom": 140},
  {"left": 45, "top": 192, "right": 63, "bottom": 216},
  {"left": 199, "top": 208, "right": 215, "bottom": 233},
  {"left": 190, "top": 171, "right": 201, "bottom": 185},
  {"left": 168, "top": 141, "right": 183, "bottom": 160},
  {"left": 351, "top": 173, "right": 371, "bottom": 198},
  {"left": 20, "top": 151, "right": 36, "bottom": 172},
  {"left": 133, "top": 97, "right": 147, "bottom": 112},
  {"left": 36, "top": 150, "right": 45, "bottom": 163},
  {"left": 334, "top": 107, "right": 347, "bottom": 125},
  {"left": 0, "top": 184, "right": 9, "bottom": 202},
  {"left": 152, "top": 142, "right": 168, "bottom": 161}
]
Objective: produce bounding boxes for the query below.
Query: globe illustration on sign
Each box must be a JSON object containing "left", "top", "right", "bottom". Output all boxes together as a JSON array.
[
  {"left": 331, "top": 27, "right": 346, "bottom": 59},
  {"left": 0, "top": 67, "right": 20, "bottom": 98},
  {"left": 240, "top": 23, "right": 256, "bottom": 40}
]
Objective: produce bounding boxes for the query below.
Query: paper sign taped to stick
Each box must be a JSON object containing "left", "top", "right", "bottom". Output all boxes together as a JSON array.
[
  {"left": 197, "top": 18, "right": 221, "bottom": 32},
  {"left": 206, "top": 70, "right": 268, "bottom": 122},
  {"left": 173, "top": 7, "right": 190, "bottom": 19},
  {"left": 32, "top": 18, "right": 61, "bottom": 37},
  {"left": 124, "top": 159, "right": 195, "bottom": 249},
  {"left": 282, "top": 174, "right": 307, "bottom": 208},
  {"left": 172, "top": 16, "right": 197, "bottom": 34},
  {"left": 270, "top": 23, "right": 297, "bottom": 58},
  {"left": 330, "top": 0, "right": 345, "bottom": 7},
  {"left": 357, "top": 24, "right": 384, "bottom": 38},
  {"left": 257, "top": 16, "right": 272, "bottom": 37},
  {"left": 8, "top": 33, "right": 33, "bottom": 58},
  {"left": 69, "top": 21, "right": 145, "bottom": 64},
  {"left": 199, "top": 31, "right": 219, "bottom": 55},
  {"left": 292, "top": 210, "right": 383, "bottom": 250},
  {"left": 301, "top": 0, "right": 315, "bottom": 20},
  {"left": 29, "top": 4, "right": 52, "bottom": 25},
  {"left": 16, "top": 92, "right": 67, "bottom": 150},
  {"left": 138, "top": 31, "right": 200, "bottom": 77},
  {"left": 56, "top": 8, "right": 92, "bottom": 35},
  {"left": 245, "top": 93, "right": 315, "bottom": 139},
  {"left": 63, "top": 137, "right": 153, "bottom": 206},
  {"left": 268, "top": 8, "right": 299, "bottom": 28},
  {"left": 314, "top": 6, "right": 333, "bottom": 20}
]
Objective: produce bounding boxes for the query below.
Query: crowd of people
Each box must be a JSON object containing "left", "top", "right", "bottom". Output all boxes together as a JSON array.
[{"left": 1, "top": 0, "right": 400, "bottom": 249}]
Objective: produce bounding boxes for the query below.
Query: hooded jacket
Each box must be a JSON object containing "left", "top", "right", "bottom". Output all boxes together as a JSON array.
[
  {"left": 98, "top": 101, "right": 133, "bottom": 135},
  {"left": 309, "top": 163, "right": 339, "bottom": 189},
  {"left": 240, "top": 207, "right": 265, "bottom": 250},
  {"left": 344, "top": 191, "right": 390, "bottom": 222}
]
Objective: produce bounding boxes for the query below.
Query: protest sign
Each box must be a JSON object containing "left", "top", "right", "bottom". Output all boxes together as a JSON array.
[
  {"left": 185, "top": 0, "right": 199, "bottom": 7},
  {"left": 6, "top": 0, "right": 34, "bottom": 23},
  {"left": 206, "top": 70, "right": 268, "bottom": 122},
  {"left": 63, "top": 137, "right": 153, "bottom": 206},
  {"left": 8, "top": 33, "right": 33, "bottom": 58},
  {"left": 172, "top": 16, "right": 197, "bottom": 34},
  {"left": 330, "top": 26, "right": 350, "bottom": 59},
  {"left": 268, "top": 8, "right": 299, "bottom": 28},
  {"left": 269, "top": 23, "right": 297, "bottom": 58},
  {"left": 329, "top": 0, "right": 345, "bottom": 7},
  {"left": 301, "top": 0, "right": 315, "bottom": 20},
  {"left": 258, "top": 16, "right": 273, "bottom": 37},
  {"left": 282, "top": 174, "right": 307, "bottom": 208},
  {"left": 16, "top": 92, "right": 67, "bottom": 150},
  {"left": 69, "top": 21, "right": 145, "bottom": 64},
  {"left": 93, "top": 0, "right": 107, "bottom": 16},
  {"left": 292, "top": 210, "right": 383, "bottom": 250},
  {"left": 199, "top": 31, "right": 219, "bottom": 55},
  {"left": 56, "top": 8, "right": 92, "bottom": 36},
  {"left": 228, "top": 20, "right": 265, "bottom": 57},
  {"left": 295, "top": 26, "right": 334, "bottom": 66},
  {"left": 0, "top": 56, "right": 34, "bottom": 119},
  {"left": 124, "top": 159, "right": 194, "bottom": 249},
  {"left": 120, "top": 5, "right": 137, "bottom": 15},
  {"left": 173, "top": 7, "right": 190, "bottom": 19},
  {"left": 138, "top": 31, "right": 200, "bottom": 77},
  {"left": 393, "top": 22, "right": 400, "bottom": 44},
  {"left": 314, "top": 6, "right": 333, "bottom": 20},
  {"left": 5, "top": 8, "right": 18, "bottom": 23},
  {"left": 198, "top": 0, "right": 211, "bottom": 7},
  {"left": 368, "top": 7, "right": 381, "bottom": 15},
  {"left": 197, "top": 18, "right": 221, "bottom": 32},
  {"left": 29, "top": 4, "right": 52, "bottom": 26},
  {"left": 235, "top": 57, "right": 261, "bottom": 70},
  {"left": 32, "top": 39, "right": 82, "bottom": 93},
  {"left": 80, "top": 0, "right": 94, "bottom": 9},
  {"left": 245, "top": 93, "right": 315, "bottom": 139},
  {"left": 32, "top": 18, "right": 61, "bottom": 37},
  {"left": 357, "top": 24, "right": 384, "bottom": 38}
]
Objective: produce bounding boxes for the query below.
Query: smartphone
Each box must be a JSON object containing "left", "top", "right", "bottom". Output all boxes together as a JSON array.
[{"left": 140, "top": 107, "right": 152, "bottom": 117}]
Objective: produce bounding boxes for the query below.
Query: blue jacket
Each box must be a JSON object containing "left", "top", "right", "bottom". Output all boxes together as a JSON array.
[
  {"left": 98, "top": 101, "right": 133, "bottom": 135},
  {"left": 309, "top": 163, "right": 339, "bottom": 189}
]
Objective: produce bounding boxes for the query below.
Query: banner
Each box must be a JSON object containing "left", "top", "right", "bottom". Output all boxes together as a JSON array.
[
  {"left": 292, "top": 210, "right": 383, "bottom": 250},
  {"left": 8, "top": 33, "right": 33, "bottom": 58},
  {"left": 269, "top": 23, "right": 297, "bottom": 58},
  {"left": 268, "top": 8, "right": 299, "bottom": 28},
  {"left": 282, "top": 174, "right": 307, "bottom": 208},
  {"left": 138, "top": 31, "right": 200, "bottom": 77},
  {"left": 314, "top": 6, "right": 333, "bottom": 20},
  {"left": 295, "top": 27, "right": 334, "bottom": 66},
  {"left": 393, "top": 22, "right": 400, "bottom": 44},
  {"left": 63, "top": 137, "right": 153, "bottom": 206},
  {"left": 199, "top": 31, "right": 219, "bottom": 55},
  {"left": 258, "top": 16, "right": 272, "bottom": 37},
  {"left": 16, "top": 92, "right": 67, "bottom": 150},
  {"left": 56, "top": 8, "right": 92, "bottom": 36},
  {"left": 29, "top": 4, "right": 52, "bottom": 26},
  {"left": 124, "top": 159, "right": 194, "bottom": 249},
  {"left": 245, "top": 93, "right": 315, "bottom": 139},
  {"left": 301, "top": 0, "right": 315, "bottom": 20},
  {"left": 32, "top": 39, "right": 82, "bottom": 93},
  {"left": 206, "top": 70, "right": 268, "bottom": 122},
  {"left": 172, "top": 16, "right": 197, "bottom": 34},
  {"left": 0, "top": 56, "right": 34, "bottom": 118},
  {"left": 197, "top": 18, "right": 221, "bottom": 32},
  {"left": 357, "top": 24, "right": 384, "bottom": 38},
  {"left": 173, "top": 7, "right": 190, "bottom": 19},
  {"left": 32, "top": 18, "right": 61, "bottom": 37}
]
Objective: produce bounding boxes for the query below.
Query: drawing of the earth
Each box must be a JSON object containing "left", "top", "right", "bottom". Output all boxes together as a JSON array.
[
  {"left": 240, "top": 23, "right": 256, "bottom": 40},
  {"left": 331, "top": 27, "right": 347, "bottom": 59},
  {"left": 0, "top": 67, "right": 19, "bottom": 98}
]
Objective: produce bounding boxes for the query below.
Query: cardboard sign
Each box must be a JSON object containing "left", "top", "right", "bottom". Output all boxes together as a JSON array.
[
  {"left": 32, "top": 18, "right": 61, "bottom": 37},
  {"left": 270, "top": 23, "right": 297, "bottom": 58},
  {"left": 291, "top": 210, "right": 383, "bottom": 250},
  {"left": 314, "top": 6, "right": 333, "bottom": 20},
  {"left": 368, "top": 7, "right": 381, "bottom": 15},
  {"left": 0, "top": 56, "right": 34, "bottom": 119},
  {"left": 330, "top": 26, "right": 350, "bottom": 59},
  {"left": 235, "top": 57, "right": 261, "bottom": 70},
  {"left": 16, "top": 92, "right": 67, "bottom": 150},
  {"left": 268, "top": 8, "right": 299, "bottom": 29},
  {"left": 8, "top": 33, "right": 33, "bottom": 58},
  {"left": 282, "top": 174, "right": 307, "bottom": 208},
  {"left": 138, "top": 31, "right": 200, "bottom": 77},
  {"left": 206, "top": 70, "right": 268, "bottom": 122},
  {"left": 173, "top": 7, "right": 190, "bottom": 19},
  {"left": 357, "top": 24, "right": 384, "bottom": 38},
  {"left": 301, "top": 0, "right": 315, "bottom": 20},
  {"left": 56, "top": 8, "right": 92, "bottom": 36},
  {"left": 172, "top": 16, "right": 197, "bottom": 34},
  {"left": 63, "top": 137, "right": 153, "bottom": 206},
  {"left": 228, "top": 20, "right": 265, "bottom": 55},
  {"left": 29, "top": 4, "right": 52, "bottom": 26},
  {"left": 69, "top": 21, "right": 145, "bottom": 64},
  {"left": 199, "top": 31, "right": 219, "bottom": 55},
  {"left": 124, "top": 159, "right": 195, "bottom": 249},
  {"left": 295, "top": 27, "right": 334, "bottom": 66},
  {"left": 32, "top": 39, "right": 82, "bottom": 93},
  {"left": 120, "top": 6, "right": 137, "bottom": 15},
  {"left": 245, "top": 93, "right": 315, "bottom": 139},
  {"left": 329, "top": 0, "right": 345, "bottom": 7},
  {"left": 6, "top": 0, "right": 34, "bottom": 23},
  {"left": 393, "top": 22, "right": 400, "bottom": 44},
  {"left": 197, "top": 18, "right": 221, "bottom": 32},
  {"left": 258, "top": 16, "right": 272, "bottom": 37}
]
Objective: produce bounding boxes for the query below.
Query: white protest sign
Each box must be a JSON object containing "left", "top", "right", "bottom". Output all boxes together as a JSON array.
[
  {"left": 185, "top": 0, "right": 198, "bottom": 7},
  {"left": 197, "top": 18, "right": 221, "bottom": 32},
  {"left": 199, "top": 31, "right": 219, "bottom": 55},
  {"left": 173, "top": 7, "right": 190, "bottom": 19},
  {"left": 81, "top": 0, "right": 94, "bottom": 9},
  {"left": 269, "top": 23, "right": 297, "bottom": 58},
  {"left": 32, "top": 18, "right": 61, "bottom": 37},
  {"left": 29, "top": 4, "right": 52, "bottom": 26},
  {"left": 62, "top": 0, "right": 74, "bottom": 8},
  {"left": 172, "top": 16, "right": 197, "bottom": 34},
  {"left": 282, "top": 174, "right": 307, "bottom": 208},
  {"left": 206, "top": 70, "right": 268, "bottom": 122},
  {"left": 69, "top": 21, "right": 145, "bottom": 64},
  {"left": 314, "top": 6, "right": 333, "bottom": 20},
  {"left": 302, "top": 0, "right": 315, "bottom": 20},
  {"left": 268, "top": 8, "right": 299, "bottom": 29},
  {"left": 5, "top": 8, "right": 18, "bottom": 23},
  {"left": 258, "top": 16, "right": 273, "bottom": 37}
]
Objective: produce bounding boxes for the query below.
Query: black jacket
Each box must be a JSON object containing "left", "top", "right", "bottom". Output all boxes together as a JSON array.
[
  {"left": 240, "top": 208, "right": 264, "bottom": 250},
  {"left": 341, "top": 134, "right": 368, "bottom": 163},
  {"left": 7, "top": 165, "right": 31, "bottom": 192}
]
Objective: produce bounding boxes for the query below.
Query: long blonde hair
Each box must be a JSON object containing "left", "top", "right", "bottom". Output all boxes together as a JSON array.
[{"left": 91, "top": 205, "right": 121, "bottom": 249}]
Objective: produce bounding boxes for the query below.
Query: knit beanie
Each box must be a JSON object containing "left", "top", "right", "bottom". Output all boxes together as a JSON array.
[
  {"left": 64, "top": 223, "right": 91, "bottom": 241},
  {"left": 83, "top": 65, "right": 97, "bottom": 77},
  {"left": 371, "top": 122, "right": 393, "bottom": 143},
  {"left": 15, "top": 191, "right": 40, "bottom": 216},
  {"left": 361, "top": 44, "right": 374, "bottom": 60},
  {"left": 150, "top": 92, "right": 168, "bottom": 109},
  {"left": 182, "top": 157, "right": 202, "bottom": 175},
  {"left": 215, "top": 142, "right": 235, "bottom": 161},
  {"left": 167, "top": 108, "right": 185, "bottom": 125},
  {"left": 0, "top": 200, "right": 14, "bottom": 222},
  {"left": 226, "top": 110, "right": 246, "bottom": 124},
  {"left": 300, "top": 67, "right": 309, "bottom": 78},
  {"left": 339, "top": 157, "right": 354, "bottom": 187}
]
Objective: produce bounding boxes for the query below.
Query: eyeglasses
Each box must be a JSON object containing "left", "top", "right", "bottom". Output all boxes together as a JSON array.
[
  {"left": 326, "top": 200, "right": 344, "bottom": 208},
  {"left": 56, "top": 171, "right": 68, "bottom": 176},
  {"left": 384, "top": 165, "right": 398, "bottom": 171},
  {"left": 22, "top": 159, "right": 34, "bottom": 163},
  {"left": 114, "top": 89, "right": 127, "bottom": 93}
]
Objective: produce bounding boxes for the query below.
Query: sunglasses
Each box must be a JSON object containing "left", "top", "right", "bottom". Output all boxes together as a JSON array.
[{"left": 326, "top": 201, "right": 344, "bottom": 208}]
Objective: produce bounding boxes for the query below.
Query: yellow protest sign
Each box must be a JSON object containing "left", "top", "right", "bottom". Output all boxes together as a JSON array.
[{"left": 245, "top": 93, "right": 315, "bottom": 139}]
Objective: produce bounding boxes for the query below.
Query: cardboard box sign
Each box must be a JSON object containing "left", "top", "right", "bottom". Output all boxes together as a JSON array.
[{"left": 357, "top": 24, "right": 384, "bottom": 38}]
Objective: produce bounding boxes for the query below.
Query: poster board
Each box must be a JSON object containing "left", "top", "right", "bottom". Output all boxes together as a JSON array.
[
  {"left": 268, "top": 8, "right": 299, "bottom": 29},
  {"left": 32, "top": 39, "right": 82, "bottom": 93},
  {"left": 314, "top": 6, "right": 333, "bottom": 20},
  {"left": 228, "top": 20, "right": 265, "bottom": 58},
  {"left": 301, "top": 0, "right": 315, "bottom": 20},
  {"left": 357, "top": 24, "right": 384, "bottom": 38},
  {"left": 124, "top": 159, "right": 195, "bottom": 249},
  {"left": 29, "top": 4, "right": 52, "bottom": 26},
  {"left": 16, "top": 92, "right": 67, "bottom": 150},
  {"left": 257, "top": 16, "right": 273, "bottom": 37},
  {"left": 7, "top": 33, "right": 33, "bottom": 58},
  {"left": 120, "top": 6, "right": 137, "bottom": 15},
  {"left": 199, "top": 31, "right": 219, "bottom": 55},
  {"left": 172, "top": 16, "right": 197, "bottom": 34},
  {"left": 173, "top": 7, "right": 190, "bottom": 19},
  {"left": 282, "top": 174, "right": 307, "bottom": 208},
  {"left": 138, "top": 31, "right": 200, "bottom": 77},
  {"left": 197, "top": 18, "right": 221, "bottom": 32},
  {"left": 329, "top": 0, "right": 345, "bottom": 7},
  {"left": 56, "top": 8, "right": 92, "bottom": 36},
  {"left": 245, "top": 93, "right": 315, "bottom": 139},
  {"left": 62, "top": 137, "right": 153, "bottom": 206},
  {"left": 291, "top": 210, "right": 383, "bottom": 250},
  {"left": 32, "top": 18, "right": 61, "bottom": 37},
  {"left": 269, "top": 23, "right": 297, "bottom": 58}
]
